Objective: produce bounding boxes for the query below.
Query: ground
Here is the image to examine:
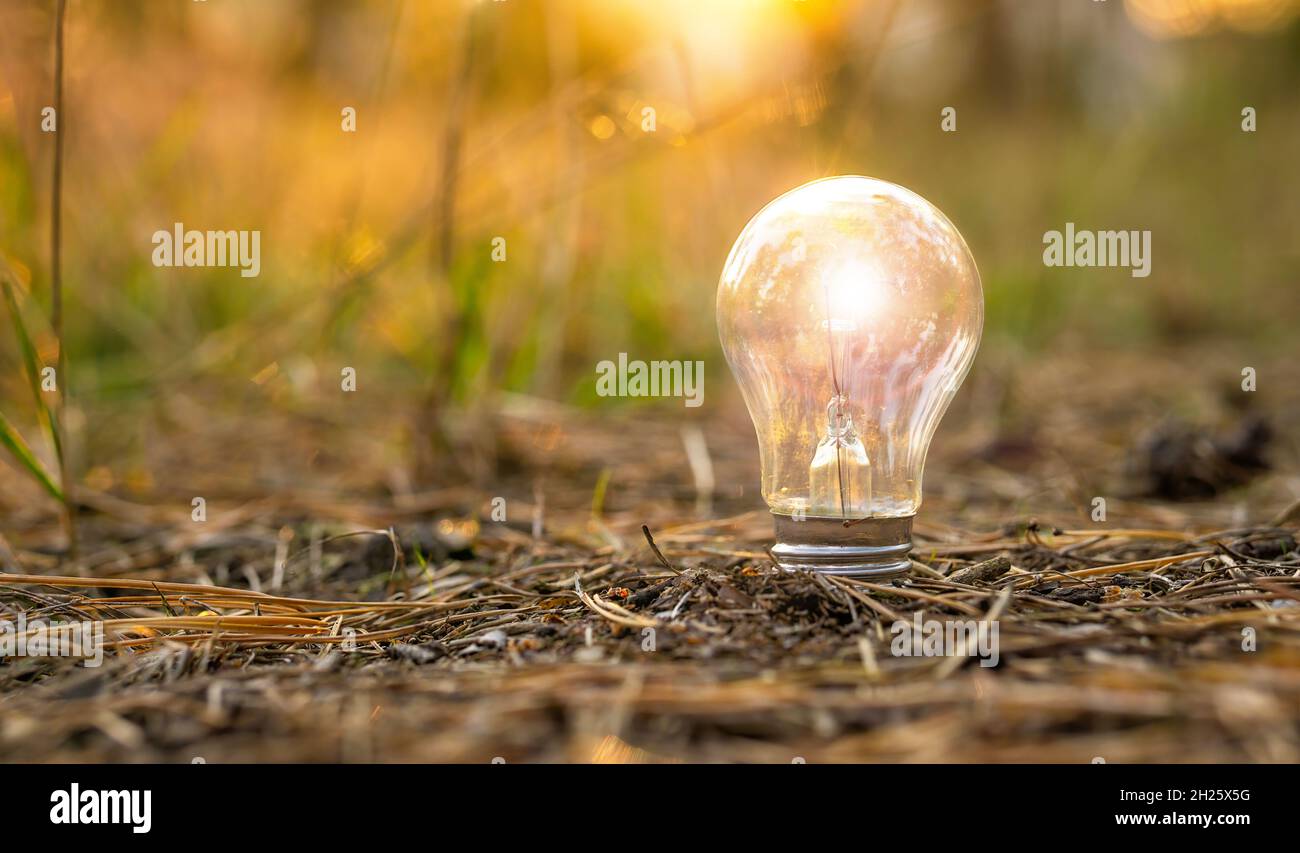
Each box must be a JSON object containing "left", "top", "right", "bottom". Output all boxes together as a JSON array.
[{"left": 1, "top": 345, "right": 1299, "bottom": 763}]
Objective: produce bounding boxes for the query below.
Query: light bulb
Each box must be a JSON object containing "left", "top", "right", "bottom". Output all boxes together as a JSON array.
[{"left": 717, "top": 176, "right": 983, "bottom": 577}]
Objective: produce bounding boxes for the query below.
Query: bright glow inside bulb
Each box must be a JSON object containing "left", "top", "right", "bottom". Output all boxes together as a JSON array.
[{"left": 717, "top": 176, "right": 983, "bottom": 576}]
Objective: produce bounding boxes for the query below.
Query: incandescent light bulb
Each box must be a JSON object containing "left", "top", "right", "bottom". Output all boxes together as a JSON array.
[{"left": 717, "top": 176, "right": 983, "bottom": 577}]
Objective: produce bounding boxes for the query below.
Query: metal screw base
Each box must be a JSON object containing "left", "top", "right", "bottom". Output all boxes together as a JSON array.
[{"left": 770, "top": 513, "right": 913, "bottom": 578}]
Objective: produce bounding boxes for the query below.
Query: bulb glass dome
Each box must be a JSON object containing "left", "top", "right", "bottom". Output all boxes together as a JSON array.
[{"left": 717, "top": 176, "right": 982, "bottom": 575}]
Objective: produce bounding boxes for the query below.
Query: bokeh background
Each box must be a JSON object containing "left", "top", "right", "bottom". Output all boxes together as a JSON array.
[{"left": 1, "top": 0, "right": 1298, "bottom": 532}]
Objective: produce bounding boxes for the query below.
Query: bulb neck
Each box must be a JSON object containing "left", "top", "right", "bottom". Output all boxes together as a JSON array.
[{"left": 770, "top": 512, "right": 913, "bottom": 578}]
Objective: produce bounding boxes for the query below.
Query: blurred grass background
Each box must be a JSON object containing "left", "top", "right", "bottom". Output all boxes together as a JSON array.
[{"left": 0, "top": 0, "right": 1298, "bottom": 506}]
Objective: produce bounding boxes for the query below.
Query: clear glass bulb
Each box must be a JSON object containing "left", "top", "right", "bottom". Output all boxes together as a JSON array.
[{"left": 717, "top": 176, "right": 983, "bottom": 576}]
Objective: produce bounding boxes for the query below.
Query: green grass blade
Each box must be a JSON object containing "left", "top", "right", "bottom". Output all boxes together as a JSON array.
[
  {"left": 0, "top": 408, "right": 63, "bottom": 502},
  {"left": 0, "top": 263, "right": 63, "bottom": 461}
]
